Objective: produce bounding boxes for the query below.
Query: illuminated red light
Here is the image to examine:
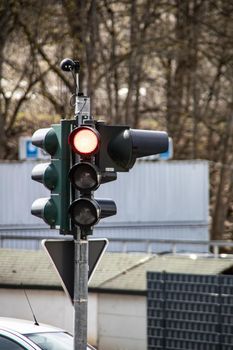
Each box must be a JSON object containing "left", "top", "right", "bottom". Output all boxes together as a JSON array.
[{"left": 69, "top": 126, "right": 100, "bottom": 156}]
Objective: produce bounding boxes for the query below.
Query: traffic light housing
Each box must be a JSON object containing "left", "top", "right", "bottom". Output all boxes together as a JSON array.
[
  {"left": 95, "top": 123, "right": 169, "bottom": 172},
  {"left": 31, "top": 119, "right": 169, "bottom": 235},
  {"left": 68, "top": 125, "right": 117, "bottom": 231},
  {"left": 31, "top": 120, "right": 72, "bottom": 234}
]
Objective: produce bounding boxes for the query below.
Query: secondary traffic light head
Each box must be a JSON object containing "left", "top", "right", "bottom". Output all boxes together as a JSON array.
[
  {"left": 31, "top": 121, "right": 72, "bottom": 233},
  {"left": 96, "top": 123, "right": 169, "bottom": 172}
]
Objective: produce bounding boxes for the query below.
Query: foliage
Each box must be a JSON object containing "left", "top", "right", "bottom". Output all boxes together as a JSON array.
[{"left": 0, "top": 0, "right": 232, "bottom": 240}]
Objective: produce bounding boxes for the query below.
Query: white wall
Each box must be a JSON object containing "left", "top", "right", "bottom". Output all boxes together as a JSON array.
[
  {"left": 0, "top": 288, "right": 147, "bottom": 349},
  {"left": 0, "top": 289, "right": 98, "bottom": 347},
  {"left": 88, "top": 293, "right": 98, "bottom": 345},
  {"left": 98, "top": 294, "right": 146, "bottom": 350},
  {"left": 0, "top": 289, "right": 73, "bottom": 331}
]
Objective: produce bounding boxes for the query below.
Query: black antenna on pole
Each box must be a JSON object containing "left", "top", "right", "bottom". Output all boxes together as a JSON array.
[{"left": 22, "top": 285, "right": 39, "bottom": 326}]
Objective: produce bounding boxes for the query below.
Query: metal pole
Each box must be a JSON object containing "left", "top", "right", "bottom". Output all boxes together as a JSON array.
[
  {"left": 73, "top": 63, "right": 91, "bottom": 350},
  {"left": 73, "top": 230, "right": 89, "bottom": 350}
]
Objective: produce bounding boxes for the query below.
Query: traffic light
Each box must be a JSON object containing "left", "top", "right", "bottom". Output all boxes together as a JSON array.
[
  {"left": 95, "top": 122, "right": 169, "bottom": 172},
  {"left": 31, "top": 120, "right": 72, "bottom": 234},
  {"left": 31, "top": 118, "right": 169, "bottom": 234},
  {"left": 68, "top": 124, "right": 117, "bottom": 231}
]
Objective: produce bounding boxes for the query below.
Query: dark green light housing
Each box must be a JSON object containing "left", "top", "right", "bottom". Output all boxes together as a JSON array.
[{"left": 31, "top": 197, "right": 57, "bottom": 227}]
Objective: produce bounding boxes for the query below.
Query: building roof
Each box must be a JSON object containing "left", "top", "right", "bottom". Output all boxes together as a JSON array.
[
  {"left": 94, "top": 254, "right": 233, "bottom": 293},
  {"left": 0, "top": 249, "right": 59, "bottom": 288},
  {"left": 0, "top": 249, "right": 233, "bottom": 294}
]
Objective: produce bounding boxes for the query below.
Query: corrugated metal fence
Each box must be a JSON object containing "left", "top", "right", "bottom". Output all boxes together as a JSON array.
[{"left": 0, "top": 160, "right": 209, "bottom": 252}]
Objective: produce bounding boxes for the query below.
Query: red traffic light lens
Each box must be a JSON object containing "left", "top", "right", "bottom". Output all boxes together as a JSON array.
[{"left": 69, "top": 126, "right": 100, "bottom": 156}]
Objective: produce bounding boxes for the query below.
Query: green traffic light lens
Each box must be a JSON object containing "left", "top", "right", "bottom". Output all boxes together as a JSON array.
[
  {"left": 69, "top": 163, "right": 99, "bottom": 191},
  {"left": 69, "top": 198, "right": 99, "bottom": 227}
]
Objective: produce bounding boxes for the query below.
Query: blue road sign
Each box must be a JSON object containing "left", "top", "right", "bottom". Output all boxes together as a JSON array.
[
  {"left": 26, "top": 140, "right": 38, "bottom": 158},
  {"left": 159, "top": 137, "right": 173, "bottom": 160}
]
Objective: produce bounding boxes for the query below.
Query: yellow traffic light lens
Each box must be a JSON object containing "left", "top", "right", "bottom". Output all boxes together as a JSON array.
[
  {"left": 69, "top": 127, "right": 100, "bottom": 156},
  {"left": 69, "top": 162, "right": 99, "bottom": 191}
]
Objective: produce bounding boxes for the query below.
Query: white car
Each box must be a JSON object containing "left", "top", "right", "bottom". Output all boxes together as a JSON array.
[{"left": 0, "top": 317, "right": 95, "bottom": 350}]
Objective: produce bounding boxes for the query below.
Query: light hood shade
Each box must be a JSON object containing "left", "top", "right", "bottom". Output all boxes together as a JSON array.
[{"left": 69, "top": 198, "right": 116, "bottom": 228}]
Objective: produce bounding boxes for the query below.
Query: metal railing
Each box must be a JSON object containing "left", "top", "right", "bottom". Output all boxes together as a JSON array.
[
  {"left": 0, "top": 233, "right": 233, "bottom": 256},
  {"left": 109, "top": 238, "right": 233, "bottom": 256}
]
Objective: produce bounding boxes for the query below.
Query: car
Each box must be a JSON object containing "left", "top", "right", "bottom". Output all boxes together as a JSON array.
[{"left": 0, "top": 317, "right": 95, "bottom": 350}]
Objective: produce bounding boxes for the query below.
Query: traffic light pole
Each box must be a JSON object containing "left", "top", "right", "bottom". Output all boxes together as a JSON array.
[
  {"left": 73, "top": 229, "right": 89, "bottom": 350},
  {"left": 72, "top": 60, "right": 89, "bottom": 350}
]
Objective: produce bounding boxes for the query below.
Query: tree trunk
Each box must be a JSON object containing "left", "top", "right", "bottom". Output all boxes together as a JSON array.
[{"left": 211, "top": 114, "right": 233, "bottom": 240}]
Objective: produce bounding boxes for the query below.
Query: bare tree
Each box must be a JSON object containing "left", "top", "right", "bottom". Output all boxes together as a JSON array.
[{"left": 0, "top": 0, "right": 233, "bottom": 239}]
